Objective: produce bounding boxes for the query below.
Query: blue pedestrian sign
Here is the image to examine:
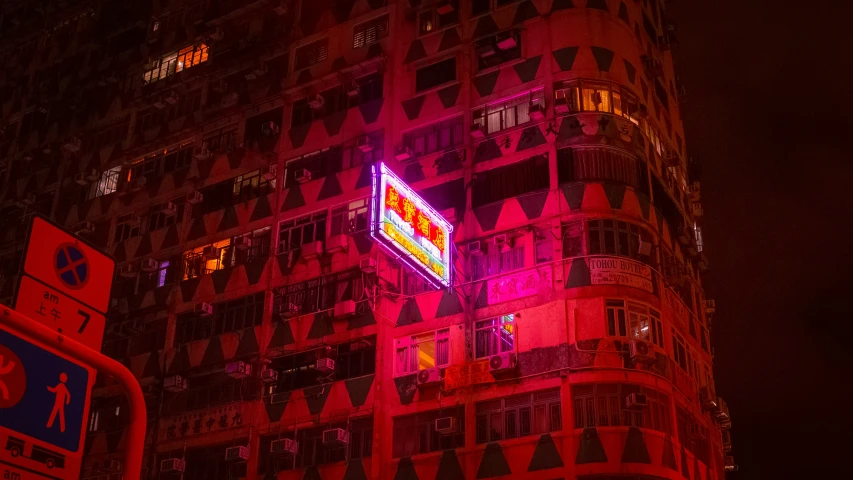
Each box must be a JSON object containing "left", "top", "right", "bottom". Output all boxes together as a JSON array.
[{"left": 0, "top": 327, "right": 94, "bottom": 480}]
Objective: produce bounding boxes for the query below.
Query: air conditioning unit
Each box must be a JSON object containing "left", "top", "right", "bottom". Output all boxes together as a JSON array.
[
  {"left": 334, "top": 300, "right": 356, "bottom": 318},
  {"left": 124, "top": 214, "right": 142, "bottom": 227},
  {"left": 160, "top": 458, "right": 185, "bottom": 473},
  {"left": 434, "top": 417, "right": 457, "bottom": 434},
  {"left": 194, "top": 302, "right": 214, "bottom": 317},
  {"left": 476, "top": 42, "right": 496, "bottom": 58},
  {"left": 715, "top": 397, "right": 730, "bottom": 421},
  {"left": 202, "top": 245, "right": 219, "bottom": 260},
  {"left": 436, "top": 2, "right": 455, "bottom": 15},
  {"left": 356, "top": 136, "right": 374, "bottom": 152},
  {"left": 161, "top": 201, "right": 177, "bottom": 216},
  {"left": 130, "top": 177, "right": 147, "bottom": 191},
  {"left": 345, "top": 82, "right": 360, "bottom": 98},
  {"left": 140, "top": 258, "right": 159, "bottom": 272},
  {"left": 234, "top": 236, "right": 253, "bottom": 251},
  {"left": 224, "top": 446, "right": 249, "bottom": 462},
  {"left": 73, "top": 222, "right": 95, "bottom": 235},
  {"left": 489, "top": 352, "right": 517, "bottom": 374},
  {"left": 97, "top": 459, "right": 122, "bottom": 473},
  {"left": 724, "top": 455, "right": 737, "bottom": 472},
  {"left": 637, "top": 238, "right": 652, "bottom": 256},
  {"left": 629, "top": 340, "right": 656, "bottom": 364},
  {"left": 119, "top": 264, "right": 138, "bottom": 278},
  {"left": 277, "top": 302, "right": 300, "bottom": 320},
  {"left": 394, "top": 145, "right": 414, "bottom": 161},
  {"left": 295, "top": 168, "right": 312, "bottom": 183},
  {"left": 697, "top": 254, "right": 710, "bottom": 272},
  {"left": 209, "top": 27, "right": 225, "bottom": 41},
  {"left": 468, "top": 240, "right": 483, "bottom": 255},
  {"left": 528, "top": 103, "right": 545, "bottom": 121},
  {"left": 688, "top": 424, "right": 705, "bottom": 441},
  {"left": 163, "top": 375, "right": 187, "bottom": 392},
  {"left": 187, "top": 190, "right": 204, "bottom": 204},
  {"left": 316, "top": 357, "right": 336, "bottom": 374},
  {"left": 699, "top": 386, "right": 718, "bottom": 410},
  {"left": 322, "top": 428, "right": 349, "bottom": 446},
  {"left": 262, "top": 121, "right": 280, "bottom": 136},
  {"left": 302, "top": 240, "right": 324, "bottom": 259},
  {"left": 554, "top": 96, "right": 571, "bottom": 114},
  {"left": 705, "top": 299, "right": 716, "bottom": 316},
  {"left": 226, "top": 361, "right": 251, "bottom": 378},
  {"left": 495, "top": 30, "right": 518, "bottom": 50},
  {"left": 62, "top": 137, "right": 82, "bottom": 153},
  {"left": 492, "top": 234, "right": 509, "bottom": 251},
  {"left": 359, "top": 258, "right": 376, "bottom": 274},
  {"left": 469, "top": 123, "right": 486, "bottom": 139},
  {"left": 261, "top": 368, "right": 279, "bottom": 383},
  {"left": 194, "top": 143, "right": 211, "bottom": 161},
  {"left": 74, "top": 172, "right": 90, "bottom": 185},
  {"left": 164, "top": 91, "right": 179, "bottom": 105},
  {"left": 262, "top": 165, "right": 278, "bottom": 181},
  {"left": 625, "top": 392, "right": 648, "bottom": 410},
  {"left": 326, "top": 234, "right": 348, "bottom": 253},
  {"left": 270, "top": 438, "right": 298, "bottom": 455},
  {"left": 308, "top": 94, "right": 325, "bottom": 110},
  {"left": 416, "top": 367, "right": 442, "bottom": 387}
]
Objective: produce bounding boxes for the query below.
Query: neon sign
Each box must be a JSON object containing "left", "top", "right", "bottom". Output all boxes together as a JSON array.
[{"left": 371, "top": 163, "right": 453, "bottom": 288}]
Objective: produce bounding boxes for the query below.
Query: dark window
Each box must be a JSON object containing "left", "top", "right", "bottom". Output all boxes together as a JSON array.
[
  {"left": 474, "top": 30, "right": 522, "bottom": 70},
  {"left": 561, "top": 221, "right": 583, "bottom": 258},
  {"left": 475, "top": 389, "right": 560, "bottom": 443},
  {"left": 203, "top": 125, "right": 239, "bottom": 154},
  {"left": 572, "top": 384, "right": 671, "bottom": 434},
  {"left": 392, "top": 407, "right": 465, "bottom": 457},
  {"left": 654, "top": 78, "right": 670, "bottom": 111},
  {"left": 244, "top": 107, "right": 283, "bottom": 153},
  {"left": 295, "top": 38, "right": 328, "bottom": 70},
  {"left": 606, "top": 300, "right": 628, "bottom": 337},
  {"left": 357, "top": 73, "right": 384, "bottom": 104},
  {"left": 415, "top": 57, "right": 457, "bottom": 92},
  {"left": 330, "top": 198, "right": 370, "bottom": 236},
  {"left": 114, "top": 213, "right": 142, "bottom": 243},
  {"left": 277, "top": 211, "right": 327, "bottom": 253},
  {"left": 557, "top": 147, "right": 639, "bottom": 188},
  {"left": 353, "top": 15, "right": 389, "bottom": 48},
  {"left": 676, "top": 407, "right": 709, "bottom": 464},
  {"left": 402, "top": 116, "right": 464, "bottom": 156},
  {"left": 258, "top": 417, "right": 373, "bottom": 473},
  {"left": 586, "top": 219, "right": 653, "bottom": 264},
  {"left": 161, "top": 443, "right": 248, "bottom": 480},
  {"left": 284, "top": 146, "right": 344, "bottom": 188},
  {"left": 128, "top": 318, "right": 168, "bottom": 356},
  {"left": 470, "top": 240, "right": 524, "bottom": 281},
  {"left": 419, "top": 178, "right": 466, "bottom": 213},
  {"left": 174, "top": 293, "right": 265, "bottom": 344},
  {"left": 471, "top": 0, "right": 490, "bottom": 16},
  {"left": 148, "top": 201, "right": 183, "bottom": 232},
  {"left": 272, "top": 269, "right": 364, "bottom": 317},
  {"left": 471, "top": 154, "right": 549, "bottom": 208},
  {"left": 266, "top": 335, "right": 375, "bottom": 393}
]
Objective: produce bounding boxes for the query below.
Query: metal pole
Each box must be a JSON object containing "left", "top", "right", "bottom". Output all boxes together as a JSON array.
[{"left": 1, "top": 307, "right": 147, "bottom": 480}]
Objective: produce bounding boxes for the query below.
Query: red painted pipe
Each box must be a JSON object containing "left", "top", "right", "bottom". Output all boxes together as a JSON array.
[{"left": 1, "top": 308, "right": 146, "bottom": 480}]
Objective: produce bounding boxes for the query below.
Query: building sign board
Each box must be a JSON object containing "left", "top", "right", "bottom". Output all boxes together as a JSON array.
[
  {"left": 486, "top": 267, "right": 552, "bottom": 305},
  {"left": 588, "top": 257, "right": 654, "bottom": 293},
  {"left": 371, "top": 163, "right": 453, "bottom": 288},
  {"left": 0, "top": 327, "right": 95, "bottom": 480},
  {"left": 14, "top": 216, "right": 114, "bottom": 351}
]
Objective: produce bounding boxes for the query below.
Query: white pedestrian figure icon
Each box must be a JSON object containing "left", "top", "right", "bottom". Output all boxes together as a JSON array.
[
  {"left": 46, "top": 372, "right": 70, "bottom": 433},
  {"left": 0, "top": 354, "right": 15, "bottom": 400}
]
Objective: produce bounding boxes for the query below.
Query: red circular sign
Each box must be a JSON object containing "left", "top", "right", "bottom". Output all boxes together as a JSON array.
[{"left": 0, "top": 344, "right": 26, "bottom": 409}]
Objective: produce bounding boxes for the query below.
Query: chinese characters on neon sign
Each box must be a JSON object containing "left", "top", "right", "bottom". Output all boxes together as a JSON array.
[{"left": 371, "top": 163, "right": 453, "bottom": 288}]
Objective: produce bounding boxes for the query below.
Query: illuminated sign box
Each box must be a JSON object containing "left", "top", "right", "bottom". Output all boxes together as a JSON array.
[{"left": 371, "top": 163, "right": 453, "bottom": 288}]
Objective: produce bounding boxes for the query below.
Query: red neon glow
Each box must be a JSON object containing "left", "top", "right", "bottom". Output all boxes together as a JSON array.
[{"left": 385, "top": 184, "right": 446, "bottom": 253}]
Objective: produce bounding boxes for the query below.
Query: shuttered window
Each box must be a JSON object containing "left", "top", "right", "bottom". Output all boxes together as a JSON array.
[
  {"left": 295, "top": 38, "right": 328, "bottom": 70},
  {"left": 353, "top": 14, "right": 389, "bottom": 49}
]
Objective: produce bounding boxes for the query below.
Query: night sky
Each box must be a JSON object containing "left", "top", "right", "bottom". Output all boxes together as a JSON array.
[{"left": 670, "top": 1, "right": 853, "bottom": 478}]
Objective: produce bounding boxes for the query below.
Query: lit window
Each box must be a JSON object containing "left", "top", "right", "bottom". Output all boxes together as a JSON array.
[
  {"left": 142, "top": 43, "right": 208, "bottom": 84},
  {"left": 475, "top": 314, "right": 515, "bottom": 358},
  {"left": 182, "top": 238, "right": 231, "bottom": 280},
  {"left": 395, "top": 329, "right": 449, "bottom": 376},
  {"left": 89, "top": 166, "right": 122, "bottom": 199},
  {"left": 472, "top": 88, "right": 544, "bottom": 136}
]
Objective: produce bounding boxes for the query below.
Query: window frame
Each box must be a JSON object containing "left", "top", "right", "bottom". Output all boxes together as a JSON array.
[
  {"left": 295, "top": 38, "right": 329, "bottom": 70},
  {"left": 475, "top": 388, "right": 561, "bottom": 443},
  {"left": 415, "top": 57, "right": 458, "bottom": 93},
  {"left": 352, "top": 14, "right": 389, "bottom": 49},
  {"left": 474, "top": 314, "right": 516, "bottom": 358},
  {"left": 472, "top": 88, "right": 544, "bottom": 136},
  {"left": 394, "top": 329, "right": 450, "bottom": 377}
]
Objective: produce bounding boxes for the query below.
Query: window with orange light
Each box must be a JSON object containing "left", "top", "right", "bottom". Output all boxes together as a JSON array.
[{"left": 394, "top": 329, "right": 449, "bottom": 376}]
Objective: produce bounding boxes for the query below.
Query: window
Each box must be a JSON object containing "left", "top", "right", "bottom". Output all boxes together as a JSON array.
[
  {"left": 232, "top": 169, "right": 275, "bottom": 203},
  {"left": 128, "top": 318, "right": 168, "bottom": 357},
  {"left": 471, "top": 154, "right": 549, "bottom": 208},
  {"left": 277, "top": 211, "right": 327, "bottom": 253},
  {"left": 244, "top": 107, "right": 283, "bottom": 153},
  {"left": 402, "top": 116, "right": 464, "bottom": 157},
  {"left": 174, "top": 293, "right": 265, "bottom": 344},
  {"left": 89, "top": 166, "right": 122, "bottom": 199},
  {"left": 203, "top": 125, "right": 239, "bottom": 154},
  {"left": 272, "top": 269, "right": 365, "bottom": 317},
  {"left": 162, "top": 442, "right": 249, "bottom": 480},
  {"left": 672, "top": 328, "right": 687, "bottom": 371},
  {"left": 606, "top": 300, "right": 627, "bottom": 337},
  {"left": 142, "top": 42, "right": 208, "bottom": 84},
  {"left": 266, "top": 336, "right": 375, "bottom": 393},
  {"left": 284, "top": 147, "right": 343, "bottom": 188},
  {"left": 676, "top": 407, "right": 709, "bottom": 463},
  {"left": 114, "top": 213, "right": 142, "bottom": 243},
  {"left": 403, "top": 270, "right": 434, "bottom": 296},
  {"left": 330, "top": 198, "right": 369, "bottom": 236},
  {"left": 88, "top": 396, "right": 124, "bottom": 433},
  {"left": 476, "top": 388, "right": 561, "bottom": 443},
  {"left": 395, "top": 329, "right": 450, "bottom": 376},
  {"left": 554, "top": 79, "right": 640, "bottom": 122},
  {"left": 415, "top": 57, "right": 457, "bottom": 92},
  {"left": 557, "top": 147, "right": 640, "bottom": 188},
  {"left": 654, "top": 78, "right": 670, "bottom": 111},
  {"left": 475, "top": 314, "right": 515, "bottom": 358},
  {"left": 138, "top": 259, "right": 180, "bottom": 291},
  {"left": 572, "top": 384, "right": 671, "bottom": 434},
  {"left": 392, "top": 407, "right": 465, "bottom": 457},
  {"left": 473, "top": 88, "right": 544, "bottom": 135},
  {"left": 586, "top": 219, "right": 653, "bottom": 264},
  {"left": 357, "top": 73, "right": 384, "bottom": 104},
  {"left": 181, "top": 238, "right": 232, "bottom": 280},
  {"left": 148, "top": 201, "right": 182, "bottom": 232},
  {"left": 561, "top": 221, "right": 583, "bottom": 259},
  {"left": 474, "top": 30, "right": 522, "bottom": 70},
  {"left": 624, "top": 301, "right": 664, "bottom": 346},
  {"left": 232, "top": 228, "right": 272, "bottom": 265},
  {"left": 295, "top": 38, "right": 328, "bottom": 70},
  {"left": 125, "top": 142, "right": 195, "bottom": 184},
  {"left": 534, "top": 227, "right": 553, "bottom": 265},
  {"left": 353, "top": 15, "right": 389, "bottom": 48},
  {"left": 417, "top": 2, "right": 459, "bottom": 36},
  {"left": 470, "top": 238, "right": 525, "bottom": 280},
  {"left": 258, "top": 417, "right": 373, "bottom": 473}
]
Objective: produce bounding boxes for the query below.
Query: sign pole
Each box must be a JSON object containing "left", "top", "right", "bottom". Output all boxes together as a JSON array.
[{"left": 1, "top": 307, "right": 146, "bottom": 480}]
